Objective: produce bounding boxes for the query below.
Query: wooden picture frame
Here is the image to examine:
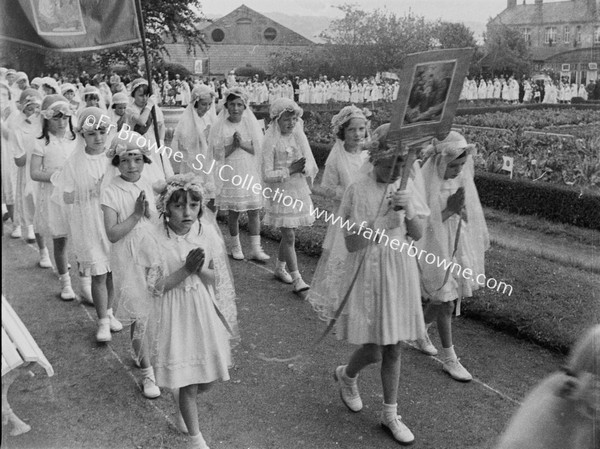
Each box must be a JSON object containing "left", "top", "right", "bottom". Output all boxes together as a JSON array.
[{"left": 388, "top": 48, "right": 474, "bottom": 145}]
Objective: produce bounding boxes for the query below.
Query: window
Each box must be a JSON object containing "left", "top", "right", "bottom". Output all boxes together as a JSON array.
[
  {"left": 523, "top": 28, "right": 531, "bottom": 44},
  {"left": 564, "top": 26, "right": 570, "bottom": 44},
  {"left": 544, "top": 27, "right": 557, "bottom": 45},
  {"left": 595, "top": 26, "right": 600, "bottom": 44},
  {"left": 264, "top": 27, "right": 277, "bottom": 41},
  {"left": 211, "top": 28, "right": 224, "bottom": 42},
  {"left": 576, "top": 26, "right": 582, "bottom": 43}
]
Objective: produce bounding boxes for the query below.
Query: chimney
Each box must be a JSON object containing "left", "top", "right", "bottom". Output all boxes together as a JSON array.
[{"left": 507, "top": 0, "right": 517, "bottom": 7}]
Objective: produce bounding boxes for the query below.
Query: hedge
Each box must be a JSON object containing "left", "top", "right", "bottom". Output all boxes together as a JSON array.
[
  {"left": 474, "top": 171, "right": 600, "bottom": 230},
  {"left": 307, "top": 141, "right": 600, "bottom": 229},
  {"left": 455, "top": 102, "right": 600, "bottom": 116}
]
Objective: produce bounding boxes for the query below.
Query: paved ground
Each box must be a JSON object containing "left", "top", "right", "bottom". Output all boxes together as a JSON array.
[{"left": 1, "top": 225, "right": 566, "bottom": 449}]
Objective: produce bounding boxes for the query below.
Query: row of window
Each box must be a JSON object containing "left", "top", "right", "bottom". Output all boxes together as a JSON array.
[
  {"left": 210, "top": 27, "right": 278, "bottom": 42},
  {"left": 522, "top": 26, "right": 600, "bottom": 45}
]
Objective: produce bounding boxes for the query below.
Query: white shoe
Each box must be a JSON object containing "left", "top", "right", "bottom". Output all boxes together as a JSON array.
[
  {"left": 39, "top": 249, "right": 53, "bottom": 269},
  {"left": 107, "top": 309, "right": 123, "bottom": 332},
  {"left": 59, "top": 275, "right": 76, "bottom": 301},
  {"left": 248, "top": 247, "right": 270, "bottom": 262},
  {"left": 292, "top": 277, "right": 310, "bottom": 293},
  {"left": 230, "top": 244, "right": 244, "bottom": 260},
  {"left": 381, "top": 414, "right": 415, "bottom": 445},
  {"left": 333, "top": 365, "right": 362, "bottom": 412},
  {"left": 142, "top": 376, "right": 161, "bottom": 399},
  {"left": 10, "top": 226, "right": 22, "bottom": 239},
  {"left": 96, "top": 318, "right": 112, "bottom": 342},
  {"left": 274, "top": 266, "right": 293, "bottom": 284},
  {"left": 25, "top": 225, "right": 36, "bottom": 242},
  {"left": 415, "top": 333, "right": 438, "bottom": 356},
  {"left": 442, "top": 358, "right": 473, "bottom": 382}
]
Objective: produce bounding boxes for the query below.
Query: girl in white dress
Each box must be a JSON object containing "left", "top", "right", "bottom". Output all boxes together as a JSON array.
[
  {"left": 320, "top": 105, "right": 370, "bottom": 200},
  {"left": 100, "top": 131, "right": 161, "bottom": 399},
  {"left": 172, "top": 85, "right": 218, "bottom": 210},
  {"left": 30, "top": 94, "right": 78, "bottom": 300},
  {"left": 126, "top": 78, "right": 174, "bottom": 183},
  {"left": 137, "top": 173, "right": 238, "bottom": 449},
  {"left": 209, "top": 87, "right": 269, "bottom": 261},
  {"left": 261, "top": 98, "right": 318, "bottom": 293},
  {"left": 308, "top": 124, "right": 430, "bottom": 445},
  {"left": 12, "top": 89, "right": 42, "bottom": 246},
  {"left": 414, "top": 132, "right": 489, "bottom": 382},
  {"left": 55, "top": 107, "right": 123, "bottom": 342}
]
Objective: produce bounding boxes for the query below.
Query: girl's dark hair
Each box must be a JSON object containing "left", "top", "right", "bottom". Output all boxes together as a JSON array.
[
  {"left": 163, "top": 188, "right": 204, "bottom": 237},
  {"left": 111, "top": 154, "right": 152, "bottom": 166},
  {"left": 336, "top": 118, "right": 368, "bottom": 141},
  {"left": 225, "top": 93, "right": 244, "bottom": 108},
  {"left": 131, "top": 84, "right": 149, "bottom": 97},
  {"left": 38, "top": 115, "right": 76, "bottom": 145},
  {"left": 84, "top": 94, "right": 99, "bottom": 102}
]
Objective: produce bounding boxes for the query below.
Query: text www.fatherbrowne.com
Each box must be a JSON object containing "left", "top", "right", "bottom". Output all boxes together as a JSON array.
[{"left": 91, "top": 114, "right": 512, "bottom": 296}]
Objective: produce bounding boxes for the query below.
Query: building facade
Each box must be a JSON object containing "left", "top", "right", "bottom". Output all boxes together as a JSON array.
[
  {"left": 491, "top": 0, "right": 600, "bottom": 83},
  {"left": 163, "top": 4, "right": 314, "bottom": 78}
]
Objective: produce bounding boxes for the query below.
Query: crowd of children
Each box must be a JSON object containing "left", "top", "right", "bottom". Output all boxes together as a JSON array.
[{"left": 3, "top": 66, "right": 592, "bottom": 449}]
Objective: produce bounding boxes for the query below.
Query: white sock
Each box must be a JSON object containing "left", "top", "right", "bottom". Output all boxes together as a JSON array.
[
  {"left": 231, "top": 234, "right": 241, "bottom": 248},
  {"left": 40, "top": 247, "right": 49, "bottom": 257},
  {"left": 140, "top": 366, "right": 155, "bottom": 380},
  {"left": 441, "top": 345, "right": 457, "bottom": 361},
  {"left": 289, "top": 270, "right": 301, "bottom": 281},
  {"left": 249, "top": 234, "right": 261, "bottom": 248},
  {"left": 189, "top": 432, "right": 208, "bottom": 448},
  {"left": 107, "top": 308, "right": 115, "bottom": 317},
  {"left": 382, "top": 403, "right": 398, "bottom": 422},
  {"left": 276, "top": 259, "right": 286, "bottom": 270}
]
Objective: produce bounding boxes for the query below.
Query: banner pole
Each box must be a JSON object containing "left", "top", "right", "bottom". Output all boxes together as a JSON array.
[{"left": 134, "top": 0, "right": 164, "bottom": 172}]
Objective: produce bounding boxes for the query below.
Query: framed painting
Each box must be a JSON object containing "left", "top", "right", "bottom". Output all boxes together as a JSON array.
[{"left": 388, "top": 48, "right": 474, "bottom": 145}]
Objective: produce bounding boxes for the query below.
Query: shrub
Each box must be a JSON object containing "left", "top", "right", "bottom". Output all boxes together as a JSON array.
[
  {"left": 474, "top": 171, "right": 600, "bottom": 230},
  {"left": 157, "top": 62, "right": 192, "bottom": 80}
]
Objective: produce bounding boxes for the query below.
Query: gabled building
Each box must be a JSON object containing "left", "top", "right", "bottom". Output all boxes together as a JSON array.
[
  {"left": 490, "top": 0, "right": 600, "bottom": 84},
  {"left": 163, "top": 4, "right": 314, "bottom": 78}
]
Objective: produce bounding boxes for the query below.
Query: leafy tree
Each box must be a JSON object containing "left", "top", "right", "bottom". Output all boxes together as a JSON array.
[
  {"left": 318, "top": 5, "right": 439, "bottom": 75},
  {"left": 435, "top": 22, "right": 477, "bottom": 49},
  {"left": 483, "top": 21, "right": 532, "bottom": 77}
]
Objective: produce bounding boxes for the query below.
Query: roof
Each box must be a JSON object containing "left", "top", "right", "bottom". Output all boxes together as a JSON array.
[
  {"left": 492, "top": 1, "right": 596, "bottom": 26},
  {"left": 200, "top": 4, "right": 314, "bottom": 46}
]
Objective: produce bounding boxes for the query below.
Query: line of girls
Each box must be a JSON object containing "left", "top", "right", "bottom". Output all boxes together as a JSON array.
[
  {"left": 1, "top": 77, "right": 487, "bottom": 447},
  {"left": 3, "top": 78, "right": 595, "bottom": 448}
]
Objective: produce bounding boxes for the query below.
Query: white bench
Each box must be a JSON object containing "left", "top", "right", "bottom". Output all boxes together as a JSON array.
[{"left": 2, "top": 295, "right": 54, "bottom": 436}]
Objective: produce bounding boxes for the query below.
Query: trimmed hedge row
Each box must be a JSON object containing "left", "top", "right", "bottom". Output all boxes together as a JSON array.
[
  {"left": 474, "top": 171, "right": 600, "bottom": 230},
  {"left": 307, "top": 141, "right": 600, "bottom": 230},
  {"left": 455, "top": 102, "right": 600, "bottom": 116}
]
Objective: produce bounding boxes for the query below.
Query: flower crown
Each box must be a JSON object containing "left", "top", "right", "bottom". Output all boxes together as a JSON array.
[
  {"left": 331, "top": 105, "right": 370, "bottom": 135},
  {"left": 154, "top": 173, "right": 205, "bottom": 216}
]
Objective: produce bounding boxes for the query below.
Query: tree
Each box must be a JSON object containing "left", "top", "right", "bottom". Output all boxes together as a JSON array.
[
  {"left": 435, "top": 22, "right": 477, "bottom": 50},
  {"left": 318, "top": 5, "right": 439, "bottom": 75},
  {"left": 482, "top": 21, "right": 532, "bottom": 77}
]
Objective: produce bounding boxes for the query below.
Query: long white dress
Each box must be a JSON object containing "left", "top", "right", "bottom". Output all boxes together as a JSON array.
[
  {"left": 145, "top": 220, "right": 234, "bottom": 388},
  {"left": 100, "top": 174, "right": 157, "bottom": 332},
  {"left": 56, "top": 144, "right": 111, "bottom": 276},
  {"left": 32, "top": 134, "right": 77, "bottom": 237},
  {"left": 209, "top": 110, "right": 264, "bottom": 211},
  {"left": 308, "top": 169, "right": 429, "bottom": 345},
  {"left": 261, "top": 119, "right": 318, "bottom": 228}
]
